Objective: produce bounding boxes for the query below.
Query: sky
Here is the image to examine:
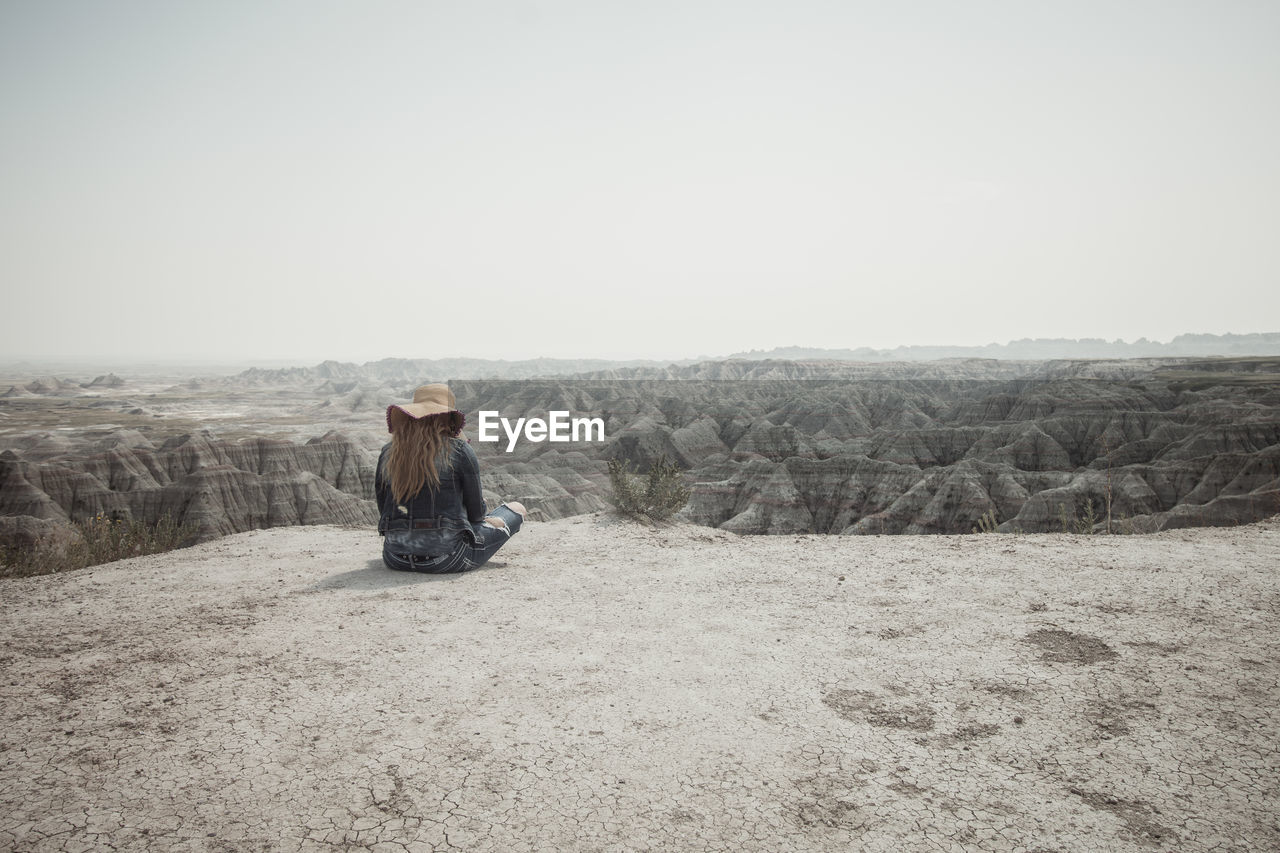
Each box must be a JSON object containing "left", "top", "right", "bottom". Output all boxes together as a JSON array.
[{"left": 1, "top": 0, "right": 1277, "bottom": 364}]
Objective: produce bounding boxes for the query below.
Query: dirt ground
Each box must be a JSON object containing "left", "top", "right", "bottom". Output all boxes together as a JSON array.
[{"left": 1, "top": 515, "right": 1278, "bottom": 852}]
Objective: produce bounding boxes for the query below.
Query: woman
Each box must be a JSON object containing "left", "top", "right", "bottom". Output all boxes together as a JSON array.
[{"left": 375, "top": 384, "right": 527, "bottom": 572}]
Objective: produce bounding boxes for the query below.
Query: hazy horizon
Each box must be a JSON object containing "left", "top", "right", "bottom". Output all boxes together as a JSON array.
[
  {"left": 3, "top": 330, "right": 1279, "bottom": 376},
  {"left": 3, "top": 1, "right": 1278, "bottom": 363}
]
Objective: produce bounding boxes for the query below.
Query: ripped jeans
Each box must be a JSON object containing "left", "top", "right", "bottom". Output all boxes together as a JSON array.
[{"left": 382, "top": 504, "right": 524, "bottom": 574}]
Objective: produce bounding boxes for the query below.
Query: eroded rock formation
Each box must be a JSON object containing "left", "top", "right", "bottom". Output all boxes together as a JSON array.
[
  {"left": 2, "top": 357, "right": 1278, "bottom": 544},
  {"left": 0, "top": 432, "right": 380, "bottom": 544},
  {"left": 445, "top": 369, "right": 1280, "bottom": 535}
]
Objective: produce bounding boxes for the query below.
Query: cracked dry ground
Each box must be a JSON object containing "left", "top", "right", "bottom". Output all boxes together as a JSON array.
[{"left": 2, "top": 516, "right": 1278, "bottom": 852}]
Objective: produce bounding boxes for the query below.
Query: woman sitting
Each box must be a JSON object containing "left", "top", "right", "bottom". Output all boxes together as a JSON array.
[{"left": 375, "top": 384, "right": 526, "bottom": 572}]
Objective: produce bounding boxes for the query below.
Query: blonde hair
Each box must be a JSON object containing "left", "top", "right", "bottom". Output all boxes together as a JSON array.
[{"left": 384, "top": 415, "right": 455, "bottom": 504}]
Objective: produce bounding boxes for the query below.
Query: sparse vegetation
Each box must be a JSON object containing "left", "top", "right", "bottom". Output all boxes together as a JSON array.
[
  {"left": 1051, "top": 501, "right": 1174, "bottom": 536},
  {"left": 1114, "top": 513, "right": 1172, "bottom": 535},
  {"left": 0, "top": 513, "right": 198, "bottom": 579},
  {"left": 607, "top": 455, "right": 691, "bottom": 522},
  {"left": 1058, "top": 499, "right": 1100, "bottom": 534},
  {"left": 971, "top": 508, "right": 1000, "bottom": 534}
]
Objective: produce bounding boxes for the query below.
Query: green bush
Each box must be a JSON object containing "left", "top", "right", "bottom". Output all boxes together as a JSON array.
[
  {"left": 0, "top": 512, "right": 198, "bottom": 578},
  {"left": 607, "top": 455, "right": 691, "bottom": 522}
]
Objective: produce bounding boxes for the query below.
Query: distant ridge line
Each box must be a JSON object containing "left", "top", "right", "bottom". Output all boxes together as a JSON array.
[{"left": 728, "top": 332, "right": 1280, "bottom": 362}]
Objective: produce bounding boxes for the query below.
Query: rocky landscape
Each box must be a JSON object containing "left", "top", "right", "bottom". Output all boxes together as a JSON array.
[
  {"left": 2, "top": 354, "right": 1279, "bottom": 552},
  {"left": 2, "top": 352, "right": 1278, "bottom": 850}
]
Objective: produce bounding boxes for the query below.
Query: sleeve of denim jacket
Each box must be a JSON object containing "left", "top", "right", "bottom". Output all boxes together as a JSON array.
[{"left": 456, "top": 440, "right": 488, "bottom": 523}]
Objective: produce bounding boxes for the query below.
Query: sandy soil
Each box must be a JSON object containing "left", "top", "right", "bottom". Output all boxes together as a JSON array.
[{"left": 2, "top": 516, "right": 1278, "bottom": 852}]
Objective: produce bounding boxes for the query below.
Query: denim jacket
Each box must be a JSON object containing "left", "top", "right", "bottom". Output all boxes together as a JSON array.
[{"left": 375, "top": 438, "right": 488, "bottom": 556}]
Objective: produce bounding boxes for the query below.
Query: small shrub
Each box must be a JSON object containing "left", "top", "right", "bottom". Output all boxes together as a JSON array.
[
  {"left": 1058, "top": 499, "right": 1100, "bottom": 534},
  {"left": 0, "top": 512, "right": 198, "bottom": 578},
  {"left": 607, "top": 455, "right": 690, "bottom": 522},
  {"left": 971, "top": 508, "right": 999, "bottom": 534}
]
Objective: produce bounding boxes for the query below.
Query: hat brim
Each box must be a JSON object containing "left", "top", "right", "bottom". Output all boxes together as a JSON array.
[{"left": 386, "top": 405, "right": 465, "bottom": 435}]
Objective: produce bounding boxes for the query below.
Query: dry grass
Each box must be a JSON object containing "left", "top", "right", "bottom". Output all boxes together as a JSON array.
[{"left": 0, "top": 513, "right": 198, "bottom": 579}]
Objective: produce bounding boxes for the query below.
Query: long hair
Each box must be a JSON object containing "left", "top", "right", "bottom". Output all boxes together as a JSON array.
[{"left": 385, "top": 415, "right": 455, "bottom": 504}]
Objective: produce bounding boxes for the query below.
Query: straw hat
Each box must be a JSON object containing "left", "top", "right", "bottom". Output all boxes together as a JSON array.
[{"left": 385, "top": 384, "right": 465, "bottom": 435}]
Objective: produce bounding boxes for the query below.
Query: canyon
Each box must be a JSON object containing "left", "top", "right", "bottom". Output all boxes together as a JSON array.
[{"left": 2, "top": 355, "right": 1278, "bottom": 550}]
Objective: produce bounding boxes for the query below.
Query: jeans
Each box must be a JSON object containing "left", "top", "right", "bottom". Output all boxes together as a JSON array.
[{"left": 382, "top": 504, "right": 524, "bottom": 574}]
